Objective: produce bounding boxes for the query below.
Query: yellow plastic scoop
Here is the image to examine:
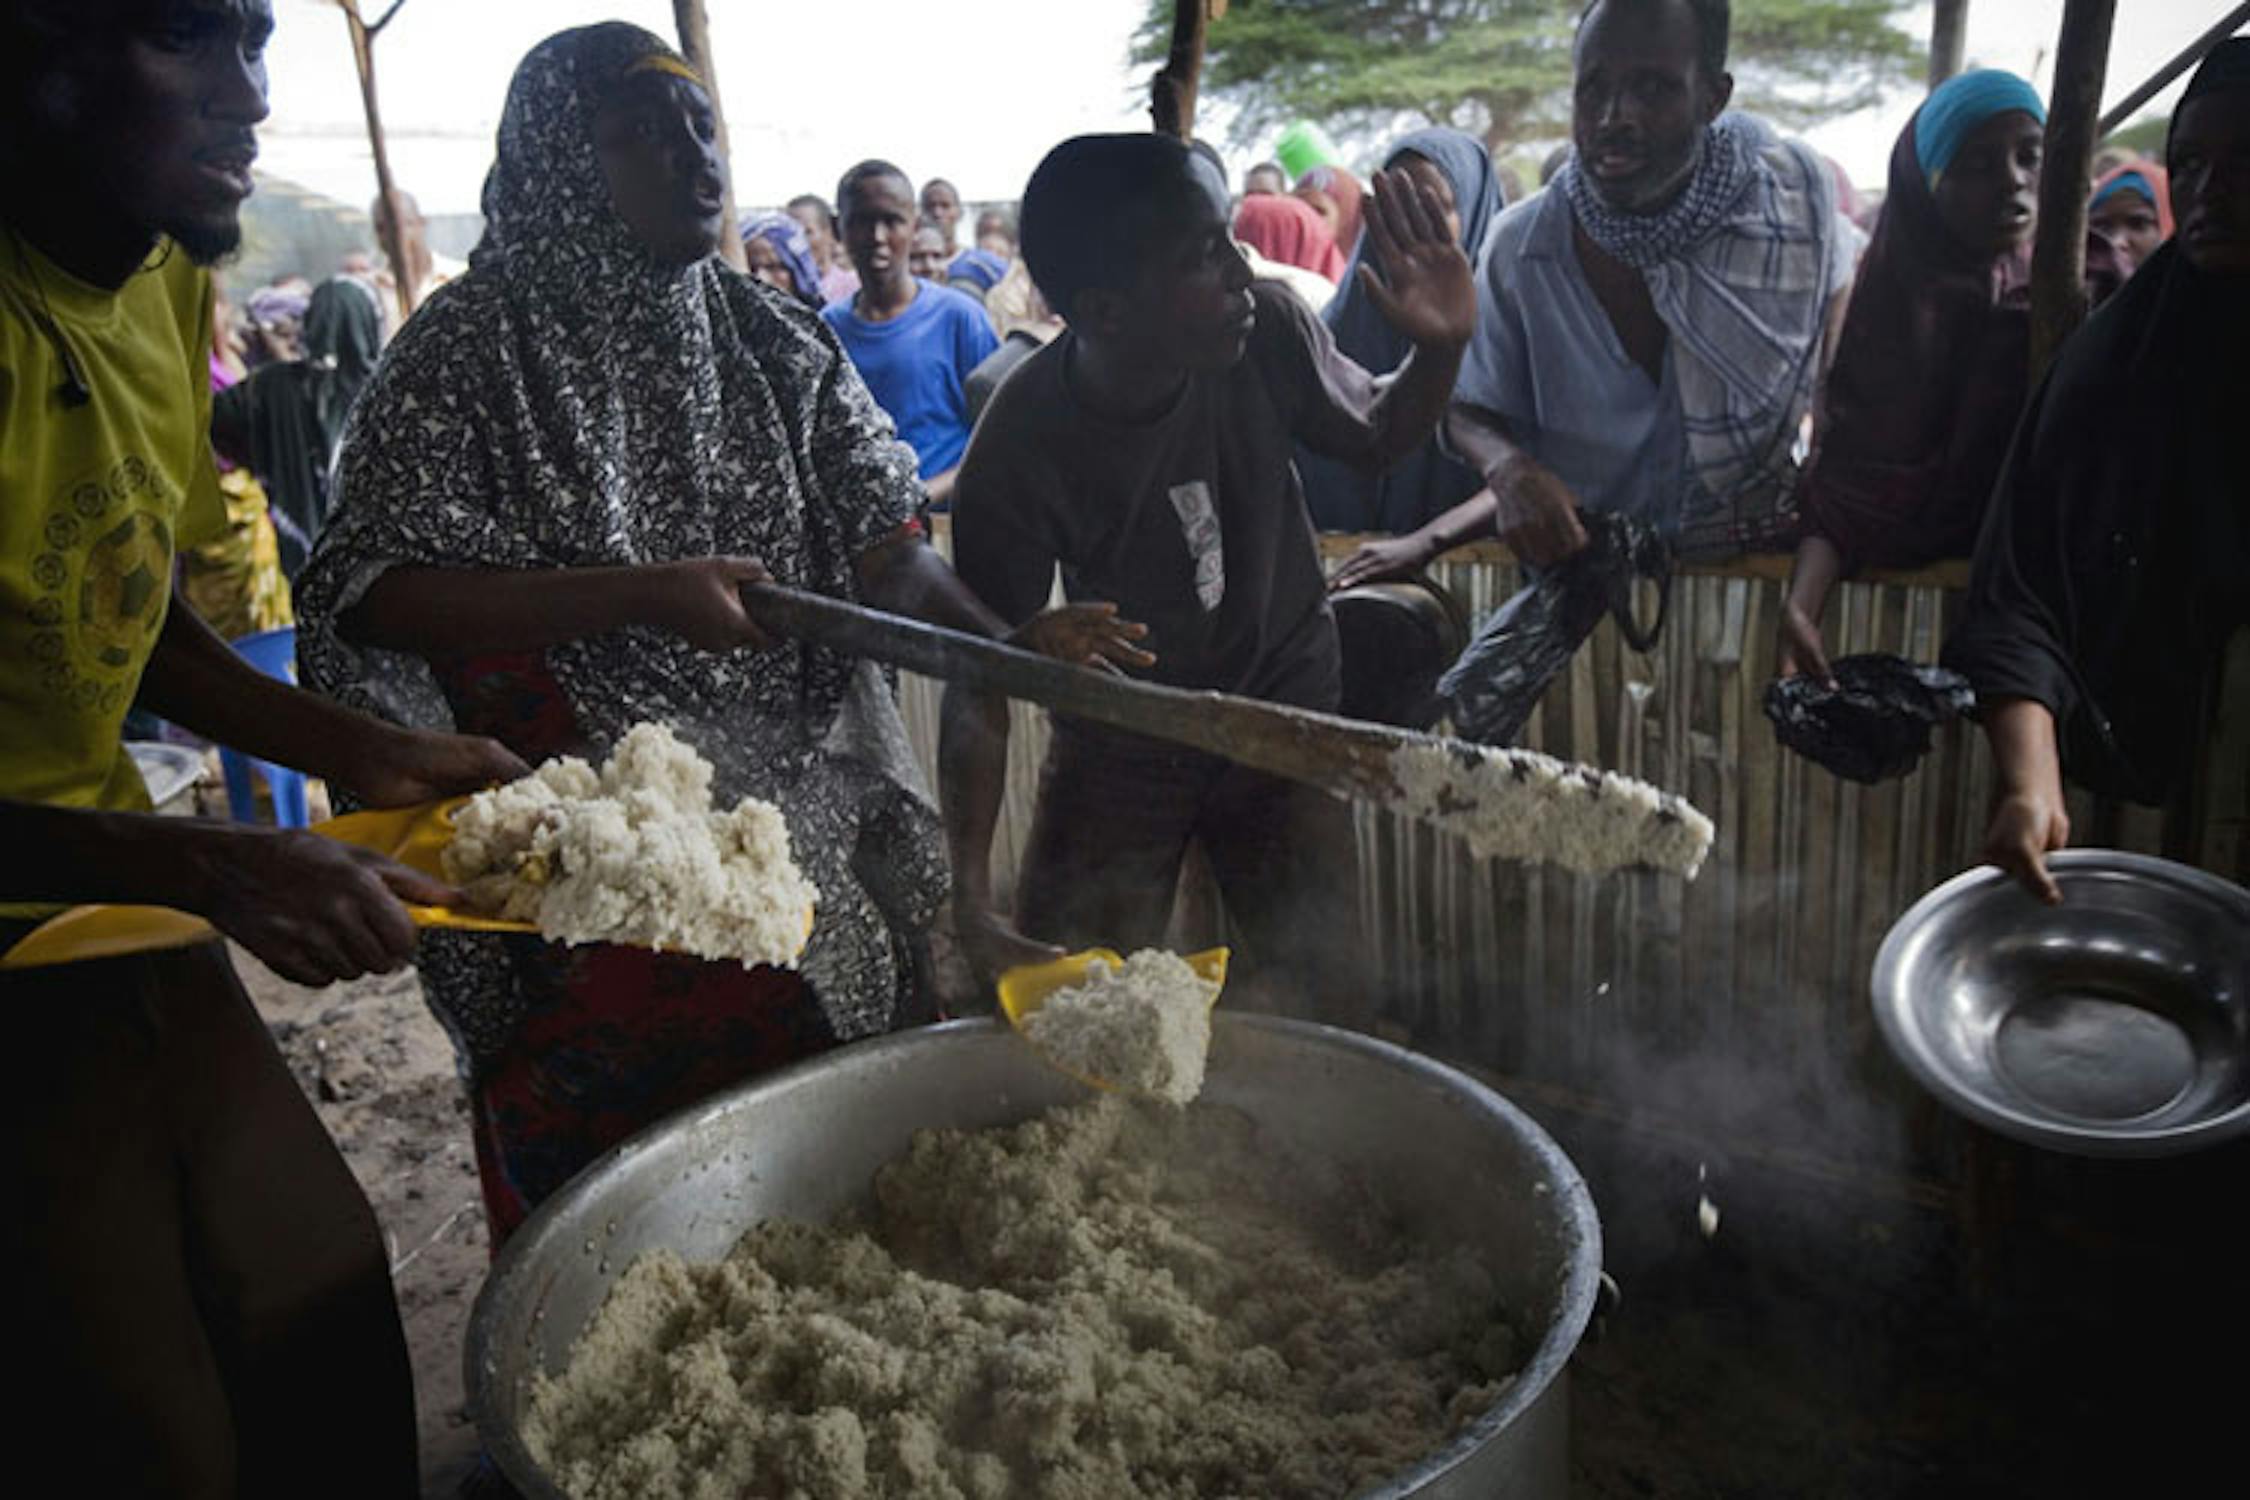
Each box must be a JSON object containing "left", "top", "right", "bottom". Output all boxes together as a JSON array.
[
  {"left": 1, "top": 797, "right": 534, "bottom": 971},
  {"left": 996, "top": 946, "right": 1229, "bottom": 1093}
]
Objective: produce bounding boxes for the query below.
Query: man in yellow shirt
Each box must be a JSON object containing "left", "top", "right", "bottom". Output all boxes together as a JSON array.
[{"left": 1, "top": 4, "right": 524, "bottom": 1492}]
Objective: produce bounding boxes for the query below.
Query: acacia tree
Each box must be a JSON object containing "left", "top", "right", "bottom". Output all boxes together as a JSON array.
[{"left": 1136, "top": 0, "right": 1922, "bottom": 157}]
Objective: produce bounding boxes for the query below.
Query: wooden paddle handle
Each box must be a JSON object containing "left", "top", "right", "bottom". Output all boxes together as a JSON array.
[{"left": 740, "top": 583, "right": 1412, "bottom": 802}]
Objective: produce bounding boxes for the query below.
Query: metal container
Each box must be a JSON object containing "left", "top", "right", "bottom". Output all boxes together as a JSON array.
[
  {"left": 127, "top": 741, "right": 205, "bottom": 815},
  {"left": 469, "top": 1015, "right": 1602, "bottom": 1498},
  {"left": 1331, "top": 576, "right": 1468, "bottom": 729},
  {"left": 1873, "top": 850, "right": 2250, "bottom": 1157}
]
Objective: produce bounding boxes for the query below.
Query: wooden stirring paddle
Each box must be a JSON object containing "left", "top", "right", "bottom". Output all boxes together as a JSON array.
[{"left": 741, "top": 583, "right": 1713, "bottom": 878}]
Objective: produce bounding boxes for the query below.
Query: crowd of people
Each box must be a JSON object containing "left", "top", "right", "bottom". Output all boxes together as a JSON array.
[{"left": 2, "top": 0, "right": 2245, "bottom": 1493}]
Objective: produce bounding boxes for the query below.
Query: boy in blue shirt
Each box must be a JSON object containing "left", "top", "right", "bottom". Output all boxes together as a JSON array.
[{"left": 823, "top": 160, "right": 996, "bottom": 507}]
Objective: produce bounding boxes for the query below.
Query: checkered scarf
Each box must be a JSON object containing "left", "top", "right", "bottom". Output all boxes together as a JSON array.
[{"left": 1560, "top": 114, "right": 1841, "bottom": 554}]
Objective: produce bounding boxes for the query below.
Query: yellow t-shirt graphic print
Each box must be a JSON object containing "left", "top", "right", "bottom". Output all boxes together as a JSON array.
[
  {"left": 1, "top": 239, "right": 226, "bottom": 820},
  {"left": 30, "top": 458, "right": 180, "bottom": 722}
]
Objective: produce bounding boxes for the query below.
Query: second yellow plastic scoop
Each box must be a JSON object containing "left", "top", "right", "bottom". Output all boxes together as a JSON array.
[
  {"left": 317, "top": 797, "right": 539, "bottom": 934},
  {"left": 0, "top": 797, "right": 533, "bottom": 971},
  {"left": 995, "top": 946, "right": 1229, "bottom": 1093}
]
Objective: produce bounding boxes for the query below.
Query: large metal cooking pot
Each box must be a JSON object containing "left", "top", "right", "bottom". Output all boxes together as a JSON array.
[{"left": 468, "top": 1015, "right": 1602, "bottom": 1498}]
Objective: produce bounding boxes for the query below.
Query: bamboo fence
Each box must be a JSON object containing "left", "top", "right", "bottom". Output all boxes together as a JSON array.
[{"left": 899, "top": 526, "right": 2250, "bottom": 1198}]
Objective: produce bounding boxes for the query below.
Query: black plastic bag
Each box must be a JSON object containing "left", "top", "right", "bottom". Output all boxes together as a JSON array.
[
  {"left": 1762, "top": 653, "right": 1977, "bottom": 784},
  {"left": 1435, "top": 512, "right": 1671, "bottom": 746}
]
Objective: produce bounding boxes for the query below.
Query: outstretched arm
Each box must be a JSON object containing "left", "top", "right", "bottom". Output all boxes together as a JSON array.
[
  {"left": 8, "top": 591, "right": 526, "bottom": 986},
  {"left": 1445, "top": 403, "right": 1590, "bottom": 567},
  {"left": 1776, "top": 534, "right": 1845, "bottom": 684},
  {"left": 0, "top": 797, "right": 478, "bottom": 987},
  {"left": 339, "top": 557, "right": 779, "bottom": 657},
  {"left": 1328, "top": 487, "right": 1500, "bottom": 591},
  {"left": 930, "top": 465, "right": 1152, "bottom": 985},
  {"left": 1980, "top": 697, "right": 2070, "bottom": 905},
  {"left": 141, "top": 587, "right": 526, "bottom": 806}
]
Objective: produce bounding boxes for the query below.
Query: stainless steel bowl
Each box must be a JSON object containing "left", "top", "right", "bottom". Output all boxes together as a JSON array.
[
  {"left": 468, "top": 1015, "right": 1602, "bottom": 1499},
  {"left": 1874, "top": 851, "right": 2250, "bottom": 1157}
]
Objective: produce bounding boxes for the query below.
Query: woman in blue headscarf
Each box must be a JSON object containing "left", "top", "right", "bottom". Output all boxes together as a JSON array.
[
  {"left": 1305, "top": 128, "right": 1504, "bottom": 544},
  {"left": 1774, "top": 70, "right": 2047, "bottom": 681},
  {"left": 1774, "top": 69, "right": 2132, "bottom": 682}
]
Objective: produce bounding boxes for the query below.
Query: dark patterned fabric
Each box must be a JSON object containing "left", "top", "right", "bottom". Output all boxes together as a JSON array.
[{"left": 295, "top": 23, "right": 944, "bottom": 1071}]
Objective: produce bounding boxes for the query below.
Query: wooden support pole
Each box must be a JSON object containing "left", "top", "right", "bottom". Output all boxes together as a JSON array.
[
  {"left": 1151, "top": 0, "right": 1221, "bottom": 140},
  {"left": 2096, "top": 0, "right": 2250, "bottom": 138},
  {"left": 336, "top": 0, "right": 416, "bottom": 322},
  {"left": 2028, "top": 0, "right": 2115, "bottom": 376},
  {"left": 672, "top": 0, "right": 746, "bottom": 271},
  {"left": 1929, "top": 0, "right": 1969, "bottom": 88}
]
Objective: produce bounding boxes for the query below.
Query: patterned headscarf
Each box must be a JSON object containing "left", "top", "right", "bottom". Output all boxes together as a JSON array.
[
  {"left": 296, "top": 23, "right": 937, "bottom": 1051},
  {"left": 1555, "top": 112, "right": 1843, "bottom": 540},
  {"left": 739, "top": 210, "right": 824, "bottom": 303},
  {"left": 1561, "top": 114, "right": 1760, "bottom": 270},
  {"left": 246, "top": 282, "right": 308, "bottom": 330}
]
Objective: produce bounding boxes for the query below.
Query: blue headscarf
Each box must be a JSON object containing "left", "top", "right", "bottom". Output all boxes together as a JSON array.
[
  {"left": 1915, "top": 69, "right": 2047, "bottom": 186},
  {"left": 2091, "top": 169, "right": 2154, "bottom": 212},
  {"left": 738, "top": 211, "right": 823, "bottom": 303},
  {"left": 1302, "top": 127, "right": 1505, "bottom": 533}
]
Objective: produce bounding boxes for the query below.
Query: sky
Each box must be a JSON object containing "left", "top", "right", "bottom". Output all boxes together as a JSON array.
[{"left": 252, "top": 0, "right": 2238, "bottom": 218}]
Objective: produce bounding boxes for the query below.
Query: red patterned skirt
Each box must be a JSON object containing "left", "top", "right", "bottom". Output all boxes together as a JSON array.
[{"left": 434, "top": 650, "right": 842, "bottom": 1249}]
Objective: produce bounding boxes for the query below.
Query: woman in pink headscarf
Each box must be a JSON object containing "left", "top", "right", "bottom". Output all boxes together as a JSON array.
[
  {"left": 1232, "top": 191, "right": 1346, "bottom": 282},
  {"left": 1294, "top": 162, "right": 1365, "bottom": 257}
]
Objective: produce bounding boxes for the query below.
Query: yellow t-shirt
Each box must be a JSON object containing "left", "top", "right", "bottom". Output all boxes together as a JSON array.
[{"left": 1, "top": 238, "right": 227, "bottom": 821}]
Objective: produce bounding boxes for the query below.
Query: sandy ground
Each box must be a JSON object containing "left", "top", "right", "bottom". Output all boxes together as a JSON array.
[{"left": 238, "top": 950, "right": 489, "bottom": 1497}]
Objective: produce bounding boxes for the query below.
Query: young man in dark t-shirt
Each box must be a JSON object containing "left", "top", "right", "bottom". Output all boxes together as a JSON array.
[{"left": 939, "top": 133, "right": 1474, "bottom": 1013}]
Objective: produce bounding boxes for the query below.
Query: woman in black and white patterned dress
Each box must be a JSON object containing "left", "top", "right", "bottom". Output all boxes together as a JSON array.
[{"left": 295, "top": 23, "right": 1143, "bottom": 1242}]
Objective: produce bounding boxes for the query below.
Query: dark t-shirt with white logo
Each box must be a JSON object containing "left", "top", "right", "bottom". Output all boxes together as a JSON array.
[{"left": 953, "top": 279, "right": 1387, "bottom": 751}]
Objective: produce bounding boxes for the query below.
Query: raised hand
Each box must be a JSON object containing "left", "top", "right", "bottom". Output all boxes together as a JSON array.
[{"left": 1356, "top": 167, "right": 1477, "bottom": 353}]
